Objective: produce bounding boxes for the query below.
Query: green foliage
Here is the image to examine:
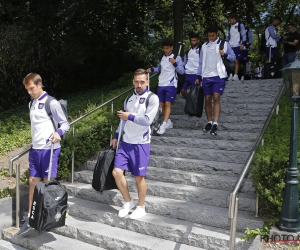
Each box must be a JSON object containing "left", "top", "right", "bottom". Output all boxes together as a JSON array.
[
  {"left": 251, "top": 93, "right": 300, "bottom": 218},
  {"left": 241, "top": 223, "right": 272, "bottom": 242},
  {"left": 0, "top": 73, "right": 134, "bottom": 155},
  {"left": 0, "top": 187, "right": 15, "bottom": 198}
]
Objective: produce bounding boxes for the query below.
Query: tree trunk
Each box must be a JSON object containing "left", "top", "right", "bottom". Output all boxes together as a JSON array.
[{"left": 173, "top": 0, "right": 184, "bottom": 56}]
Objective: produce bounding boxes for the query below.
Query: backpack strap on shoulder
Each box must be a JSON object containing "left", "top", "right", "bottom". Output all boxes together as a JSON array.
[
  {"left": 44, "top": 96, "right": 57, "bottom": 131},
  {"left": 145, "top": 92, "right": 154, "bottom": 108}
]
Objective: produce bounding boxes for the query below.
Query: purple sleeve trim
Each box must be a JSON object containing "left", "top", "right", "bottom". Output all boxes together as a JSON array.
[
  {"left": 128, "top": 114, "right": 135, "bottom": 121},
  {"left": 113, "top": 133, "right": 119, "bottom": 139},
  {"left": 173, "top": 62, "right": 178, "bottom": 67},
  {"left": 151, "top": 68, "right": 154, "bottom": 72},
  {"left": 224, "top": 53, "right": 228, "bottom": 59},
  {"left": 56, "top": 129, "right": 63, "bottom": 137}
]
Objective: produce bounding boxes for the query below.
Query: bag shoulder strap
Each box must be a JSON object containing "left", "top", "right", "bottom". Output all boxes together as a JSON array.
[
  {"left": 219, "top": 39, "right": 225, "bottom": 50},
  {"left": 44, "top": 96, "right": 56, "bottom": 130},
  {"left": 145, "top": 92, "right": 154, "bottom": 108}
]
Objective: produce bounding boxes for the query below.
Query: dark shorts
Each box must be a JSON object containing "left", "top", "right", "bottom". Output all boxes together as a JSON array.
[
  {"left": 266, "top": 46, "right": 277, "bottom": 62},
  {"left": 238, "top": 50, "right": 249, "bottom": 62},
  {"left": 202, "top": 76, "right": 226, "bottom": 96},
  {"left": 157, "top": 86, "right": 177, "bottom": 103},
  {"left": 181, "top": 74, "right": 198, "bottom": 90},
  {"left": 29, "top": 147, "right": 61, "bottom": 178},
  {"left": 232, "top": 47, "right": 246, "bottom": 60},
  {"left": 114, "top": 141, "right": 150, "bottom": 176}
]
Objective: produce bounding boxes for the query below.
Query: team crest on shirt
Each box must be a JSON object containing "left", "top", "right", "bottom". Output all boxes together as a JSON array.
[
  {"left": 38, "top": 103, "right": 44, "bottom": 109},
  {"left": 139, "top": 98, "right": 146, "bottom": 104}
]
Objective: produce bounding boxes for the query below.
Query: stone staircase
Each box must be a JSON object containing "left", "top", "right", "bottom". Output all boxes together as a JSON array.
[{"left": 2, "top": 79, "right": 283, "bottom": 250}]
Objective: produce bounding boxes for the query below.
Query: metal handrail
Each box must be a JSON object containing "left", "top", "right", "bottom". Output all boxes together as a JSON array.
[
  {"left": 228, "top": 82, "right": 286, "bottom": 249},
  {"left": 11, "top": 73, "right": 158, "bottom": 227}
]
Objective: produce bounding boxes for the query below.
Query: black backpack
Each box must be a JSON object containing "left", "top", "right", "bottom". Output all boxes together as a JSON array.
[
  {"left": 219, "top": 40, "right": 235, "bottom": 75},
  {"left": 125, "top": 92, "right": 163, "bottom": 136},
  {"left": 92, "top": 148, "right": 118, "bottom": 193},
  {"left": 260, "top": 29, "right": 270, "bottom": 53},
  {"left": 30, "top": 96, "right": 68, "bottom": 138}
]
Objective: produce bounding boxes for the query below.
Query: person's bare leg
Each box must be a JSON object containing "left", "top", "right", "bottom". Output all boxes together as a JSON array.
[
  {"left": 213, "top": 93, "right": 221, "bottom": 123},
  {"left": 112, "top": 168, "right": 131, "bottom": 202},
  {"left": 28, "top": 177, "right": 42, "bottom": 213},
  {"left": 135, "top": 176, "right": 147, "bottom": 207},
  {"left": 163, "top": 102, "right": 172, "bottom": 122},
  {"left": 180, "top": 89, "right": 188, "bottom": 99},
  {"left": 235, "top": 59, "right": 239, "bottom": 76},
  {"left": 205, "top": 95, "right": 212, "bottom": 122}
]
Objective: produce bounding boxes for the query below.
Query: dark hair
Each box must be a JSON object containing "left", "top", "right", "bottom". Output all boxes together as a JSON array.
[
  {"left": 274, "top": 17, "right": 282, "bottom": 22},
  {"left": 287, "top": 23, "right": 296, "bottom": 27},
  {"left": 228, "top": 13, "right": 237, "bottom": 19},
  {"left": 161, "top": 38, "right": 174, "bottom": 47},
  {"left": 189, "top": 32, "right": 199, "bottom": 39},
  {"left": 206, "top": 24, "right": 219, "bottom": 33}
]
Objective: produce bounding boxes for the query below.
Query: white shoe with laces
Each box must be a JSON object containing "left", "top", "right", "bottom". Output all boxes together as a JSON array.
[
  {"left": 156, "top": 122, "right": 167, "bottom": 135},
  {"left": 232, "top": 75, "right": 239, "bottom": 81},
  {"left": 118, "top": 199, "right": 136, "bottom": 218},
  {"left": 228, "top": 74, "right": 233, "bottom": 81},
  {"left": 130, "top": 206, "right": 146, "bottom": 219},
  {"left": 166, "top": 119, "right": 173, "bottom": 129}
]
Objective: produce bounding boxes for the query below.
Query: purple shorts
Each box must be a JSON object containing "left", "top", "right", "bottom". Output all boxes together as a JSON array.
[
  {"left": 238, "top": 50, "right": 249, "bottom": 62},
  {"left": 157, "top": 86, "right": 177, "bottom": 103},
  {"left": 266, "top": 46, "right": 277, "bottom": 62},
  {"left": 182, "top": 74, "right": 198, "bottom": 90},
  {"left": 232, "top": 47, "right": 245, "bottom": 60},
  {"left": 29, "top": 147, "right": 61, "bottom": 178},
  {"left": 202, "top": 76, "right": 226, "bottom": 96},
  {"left": 114, "top": 141, "right": 150, "bottom": 176}
]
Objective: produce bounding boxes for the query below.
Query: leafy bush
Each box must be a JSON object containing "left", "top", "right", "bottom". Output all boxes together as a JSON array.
[{"left": 251, "top": 93, "right": 300, "bottom": 219}]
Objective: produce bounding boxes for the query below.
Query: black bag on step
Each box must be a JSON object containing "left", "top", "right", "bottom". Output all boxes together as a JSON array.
[
  {"left": 184, "top": 85, "right": 204, "bottom": 117},
  {"left": 29, "top": 143, "right": 68, "bottom": 232},
  {"left": 92, "top": 148, "right": 118, "bottom": 192},
  {"left": 29, "top": 180, "right": 68, "bottom": 231}
]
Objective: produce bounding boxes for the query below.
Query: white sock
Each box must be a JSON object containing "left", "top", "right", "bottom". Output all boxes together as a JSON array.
[
  {"left": 28, "top": 213, "right": 30, "bottom": 217},
  {"left": 213, "top": 122, "right": 218, "bottom": 126},
  {"left": 234, "top": 74, "right": 238, "bottom": 77},
  {"left": 208, "top": 121, "right": 212, "bottom": 124}
]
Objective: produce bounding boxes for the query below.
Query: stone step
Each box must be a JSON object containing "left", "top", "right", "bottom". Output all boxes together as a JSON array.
[
  {"left": 150, "top": 144, "right": 249, "bottom": 164},
  {"left": 169, "top": 113, "right": 267, "bottom": 124},
  {"left": 86, "top": 155, "right": 245, "bottom": 177},
  {"left": 53, "top": 214, "right": 203, "bottom": 250},
  {"left": 62, "top": 196, "right": 252, "bottom": 250},
  {"left": 61, "top": 182, "right": 264, "bottom": 232},
  {"left": 160, "top": 128, "right": 258, "bottom": 141},
  {"left": 77, "top": 165, "right": 254, "bottom": 193},
  {"left": 73, "top": 170, "right": 255, "bottom": 211},
  {"left": 2, "top": 227, "right": 104, "bottom": 250},
  {"left": 150, "top": 136, "right": 254, "bottom": 152},
  {"left": 0, "top": 239, "right": 28, "bottom": 250}
]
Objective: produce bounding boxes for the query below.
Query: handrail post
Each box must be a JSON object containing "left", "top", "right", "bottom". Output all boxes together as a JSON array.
[
  {"left": 229, "top": 197, "right": 238, "bottom": 250},
  {"left": 255, "top": 193, "right": 259, "bottom": 217},
  {"left": 111, "top": 101, "right": 114, "bottom": 142},
  {"left": 15, "top": 164, "right": 20, "bottom": 229},
  {"left": 9, "top": 159, "right": 13, "bottom": 177},
  {"left": 71, "top": 126, "right": 75, "bottom": 183}
]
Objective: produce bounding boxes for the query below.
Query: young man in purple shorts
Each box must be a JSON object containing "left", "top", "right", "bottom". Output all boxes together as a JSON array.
[
  {"left": 180, "top": 32, "right": 201, "bottom": 99},
  {"left": 147, "top": 38, "right": 185, "bottom": 135},
  {"left": 110, "top": 68, "right": 159, "bottom": 219},
  {"left": 196, "top": 24, "right": 235, "bottom": 136},
  {"left": 226, "top": 13, "right": 247, "bottom": 81},
  {"left": 17, "top": 73, "right": 70, "bottom": 235}
]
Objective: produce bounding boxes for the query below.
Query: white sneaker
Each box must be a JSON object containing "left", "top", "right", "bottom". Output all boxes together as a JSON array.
[
  {"left": 241, "top": 76, "right": 244, "bottom": 81},
  {"left": 118, "top": 199, "right": 136, "bottom": 218},
  {"left": 166, "top": 119, "right": 173, "bottom": 129},
  {"left": 228, "top": 74, "right": 233, "bottom": 81},
  {"left": 232, "top": 75, "right": 239, "bottom": 81},
  {"left": 156, "top": 122, "right": 167, "bottom": 135},
  {"left": 130, "top": 206, "right": 146, "bottom": 219}
]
